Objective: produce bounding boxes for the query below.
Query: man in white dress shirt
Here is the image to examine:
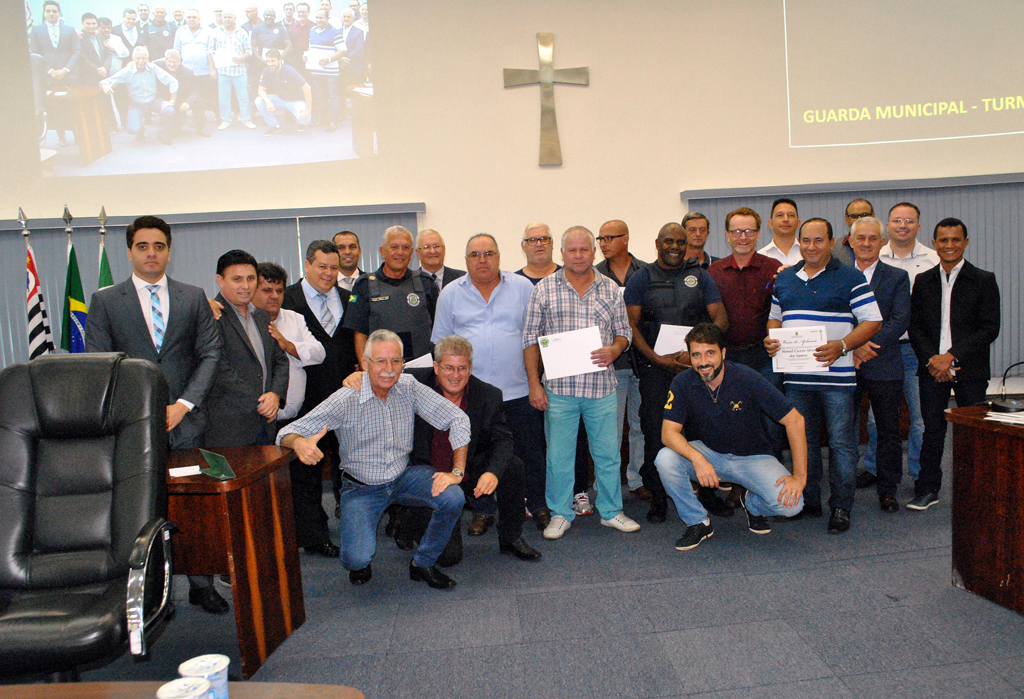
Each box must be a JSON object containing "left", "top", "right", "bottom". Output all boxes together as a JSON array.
[
  {"left": 332, "top": 230, "right": 363, "bottom": 291},
  {"left": 758, "top": 197, "right": 803, "bottom": 267}
]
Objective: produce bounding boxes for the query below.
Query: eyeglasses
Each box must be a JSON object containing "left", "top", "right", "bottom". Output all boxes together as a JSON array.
[
  {"left": 888, "top": 218, "right": 917, "bottom": 226},
  {"left": 727, "top": 229, "right": 759, "bottom": 238},
  {"left": 595, "top": 233, "right": 627, "bottom": 242},
  {"left": 439, "top": 364, "right": 470, "bottom": 374},
  {"left": 523, "top": 236, "right": 552, "bottom": 245},
  {"left": 466, "top": 250, "right": 498, "bottom": 259},
  {"left": 416, "top": 244, "right": 443, "bottom": 251},
  {"left": 368, "top": 357, "right": 404, "bottom": 367},
  {"left": 846, "top": 212, "right": 873, "bottom": 220}
]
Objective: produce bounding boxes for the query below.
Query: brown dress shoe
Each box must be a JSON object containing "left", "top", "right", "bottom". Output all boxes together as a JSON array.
[
  {"left": 630, "top": 486, "right": 652, "bottom": 502},
  {"left": 467, "top": 513, "right": 494, "bottom": 537},
  {"left": 532, "top": 507, "right": 552, "bottom": 530}
]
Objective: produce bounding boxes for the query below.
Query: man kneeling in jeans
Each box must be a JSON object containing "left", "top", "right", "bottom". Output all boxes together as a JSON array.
[{"left": 655, "top": 323, "right": 807, "bottom": 551}]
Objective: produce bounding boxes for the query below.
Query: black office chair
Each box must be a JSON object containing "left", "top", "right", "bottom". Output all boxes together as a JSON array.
[{"left": 0, "top": 353, "right": 176, "bottom": 682}]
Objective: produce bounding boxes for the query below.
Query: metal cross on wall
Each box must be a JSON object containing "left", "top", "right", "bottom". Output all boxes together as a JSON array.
[{"left": 503, "top": 32, "right": 589, "bottom": 166}]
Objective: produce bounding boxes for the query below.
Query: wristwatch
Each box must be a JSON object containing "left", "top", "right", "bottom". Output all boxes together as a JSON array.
[
  {"left": 452, "top": 468, "right": 464, "bottom": 478},
  {"left": 840, "top": 340, "right": 848, "bottom": 356}
]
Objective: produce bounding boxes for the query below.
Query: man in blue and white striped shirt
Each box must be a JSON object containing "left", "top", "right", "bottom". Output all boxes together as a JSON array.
[{"left": 766, "top": 217, "right": 882, "bottom": 534}]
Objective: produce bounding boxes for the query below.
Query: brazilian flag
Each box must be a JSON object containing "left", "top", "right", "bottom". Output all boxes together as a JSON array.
[{"left": 61, "top": 241, "right": 87, "bottom": 352}]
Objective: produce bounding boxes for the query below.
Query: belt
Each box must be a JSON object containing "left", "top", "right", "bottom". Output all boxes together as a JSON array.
[
  {"left": 341, "top": 471, "right": 367, "bottom": 486},
  {"left": 899, "top": 339, "right": 911, "bottom": 345}
]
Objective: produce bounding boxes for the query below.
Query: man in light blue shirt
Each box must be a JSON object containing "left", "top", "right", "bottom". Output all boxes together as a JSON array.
[
  {"left": 432, "top": 233, "right": 551, "bottom": 531},
  {"left": 100, "top": 45, "right": 177, "bottom": 142}
]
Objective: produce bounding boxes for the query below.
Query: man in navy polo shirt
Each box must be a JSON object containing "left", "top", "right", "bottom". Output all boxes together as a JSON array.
[
  {"left": 766, "top": 218, "right": 882, "bottom": 534},
  {"left": 255, "top": 49, "right": 311, "bottom": 134},
  {"left": 655, "top": 323, "right": 807, "bottom": 551}
]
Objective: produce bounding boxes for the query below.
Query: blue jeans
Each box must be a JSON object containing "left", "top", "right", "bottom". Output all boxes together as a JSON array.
[
  {"left": 614, "top": 368, "right": 644, "bottom": 490},
  {"left": 255, "top": 94, "right": 311, "bottom": 127},
  {"left": 218, "top": 72, "right": 250, "bottom": 122},
  {"left": 655, "top": 441, "right": 804, "bottom": 525},
  {"left": 544, "top": 390, "right": 623, "bottom": 521},
  {"left": 863, "top": 343, "right": 923, "bottom": 479},
  {"left": 337, "top": 465, "right": 465, "bottom": 570},
  {"left": 788, "top": 388, "right": 858, "bottom": 512},
  {"left": 126, "top": 99, "right": 174, "bottom": 137}
]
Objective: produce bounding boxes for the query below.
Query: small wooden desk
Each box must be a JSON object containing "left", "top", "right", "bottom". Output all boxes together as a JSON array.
[
  {"left": 0, "top": 681, "right": 363, "bottom": 698},
  {"left": 168, "top": 447, "right": 305, "bottom": 679},
  {"left": 948, "top": 405, "right": 1024, "bottom": 616}
]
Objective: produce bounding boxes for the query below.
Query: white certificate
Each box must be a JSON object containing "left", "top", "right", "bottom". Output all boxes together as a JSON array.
[
  {"left": 305, "top": 46, "right": 337, "bottom": 70},
  {"left": 770, "top": 326, "right": 828, "bottom": 373},
  {"left": 653, "top": 324, "right": 693, "bottom": 356},
  {"left": 538, "top": 326, "right": 607, "bottom": 380},
  {"left": 212, "top": 47, "right": 236, "bottom": 70},
  {"left": 404, "top": 353, "right": 433, "bottom": 369}
]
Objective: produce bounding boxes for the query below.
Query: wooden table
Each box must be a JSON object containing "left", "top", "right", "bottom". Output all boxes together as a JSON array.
[
  {"left": 168, "top": 447, "right": 305, "bottom": 679},
  {"left": 947, "top": 405, "right": 1024, "bottom": 616},
  {"left": 0, "top": 681, "right": 363, "bottom": 698}
]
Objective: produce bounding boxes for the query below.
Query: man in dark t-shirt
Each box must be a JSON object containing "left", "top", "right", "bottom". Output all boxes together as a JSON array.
[{"left": 654, "top": 323, "right": 808, "bottom": 551}]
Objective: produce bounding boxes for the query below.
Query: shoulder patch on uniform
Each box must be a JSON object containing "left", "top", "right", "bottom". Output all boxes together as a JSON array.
[{"left": 349, "top": 294, "right": 357, "bottom": 302}]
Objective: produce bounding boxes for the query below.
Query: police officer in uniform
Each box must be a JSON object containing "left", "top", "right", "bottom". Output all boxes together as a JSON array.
[
  {"left": 624, "top": 222, "right": 728, "bottom": 522},
  {"left": 344, "top": 225, "right": 439, "bottom": 362}
]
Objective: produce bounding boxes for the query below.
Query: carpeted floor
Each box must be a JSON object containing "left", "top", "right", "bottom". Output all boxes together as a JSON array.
[{"left": 81, "top": 437, "right": 1024, "bottom": 698}]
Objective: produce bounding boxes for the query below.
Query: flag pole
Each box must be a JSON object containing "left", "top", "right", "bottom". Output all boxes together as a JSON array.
[{"left": 21, "top": 208, "right": 56, "bottom": 359}]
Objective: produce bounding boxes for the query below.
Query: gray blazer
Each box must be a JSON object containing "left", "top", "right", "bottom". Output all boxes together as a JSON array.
[
  {"left": 85, "top": 277, "right": 222, "bottom": 449},
  {"left": 203, "top": 293, "right": 289, "bottom": 447}
]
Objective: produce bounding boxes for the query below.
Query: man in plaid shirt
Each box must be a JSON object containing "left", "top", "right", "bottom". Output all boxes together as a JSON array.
[
  {"left": 208, "top": 10, "right": 256, "bottom": 129},
  {"left": 523, "top": 226, "right": 642, "bottom": 540}
]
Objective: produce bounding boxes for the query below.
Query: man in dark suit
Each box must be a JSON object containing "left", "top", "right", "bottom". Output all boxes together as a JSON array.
[
  {"left": 281, "top": 240, "right": 359, "bottom": 558},
  {"left": 76, "top": 13, "right": 110, "bottom": 86},
  {"left": 338, "top": 7, "right": 364, "bottom": 82},
  {"left": 398, "top": 335, "right": 542, "bottom": 565},
  {"left": 205, "top": 249, "right": 289, "bottom": 448},
  {"left": 849, "top": 217, "right": 911, "bottom": 512},
  {"left": 332, "top": 230, "right": 363, "bottom": 291},
  {"left": 29, "top": 0, "right": 81, "bottom": 145},
  {"left": 909, "top": 217, "right": 1000, "bottom": 511},
  {"left": 415, "top": 229, "right": 465, "bottom": 292},
  {"left": 113, "top": 8, "right": 143, "bottom": 53},
  {"left": 85, "top": 215, "right": 227, "bottom": 615}
]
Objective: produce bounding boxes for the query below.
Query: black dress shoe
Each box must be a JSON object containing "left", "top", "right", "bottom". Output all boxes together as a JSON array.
[
  {"left": 856, "top": 471, "right": 877, "bottom": 489},
  {"left": 349, "top": 564, "right": 372, "bottom": 585},
  {"left": 879, "top": 492, "right": 899, "bottom": 513},
  {"left": 189, "top": 585, "right": 230, "bottom": 615},
  {"left": 792, "top": 503, "right": 823, "bottom": 520},
  {"left": 827, "top": 507, "right": 851, "bottom": 534},
  {"left": 304, "top": 541, "right": 340, "bottom": 558},
  {"left": 409, "top": 562, "right": 457, "bottom": 589},
  {"left": 646, "top": 496, "right": 668, "bottom": 523},
  {"left": 499, "top": 538, "right": 542, "bottom": 561}
]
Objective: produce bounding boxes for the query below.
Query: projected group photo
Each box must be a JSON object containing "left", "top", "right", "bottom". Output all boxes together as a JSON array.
[{"left": 25, "top": 0, "right": 373, "bottom": 177}]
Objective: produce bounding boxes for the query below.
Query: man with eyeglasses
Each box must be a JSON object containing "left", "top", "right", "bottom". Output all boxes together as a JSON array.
[
  {"left": 279, "top": 329, "right": 471, "bottom": 589},
  {"left": 344, "top": 225, "right": 438, "bottom": 361},
  {"left": 833, "top": 199, "right": 874, "bottom": 267},
  {"left": 708, "top": 207, "right": 785, "bottom": 461},
  {"left": 759, "top": 198, "right": 803, "bottom": 266},
  {"left": 595, "top": 220, "right": 647, "bottom": 501},
  {"left": 625, "top": 222, "right": 728, "bottom": 523},
  {"left": 432, "top": 234, "right": 549, "bottom": 531},
  {"left": 855, "top": 202, "right": 939, "bottom": 490},
  {"left": 682, "top": 212, "right": 717, "bottom": 268},
  {"left": 415, "top": 229, "right": 465, "bottom": 292},
  {"left": 517, "top": 222, "right": 561, "bottom": 284}
]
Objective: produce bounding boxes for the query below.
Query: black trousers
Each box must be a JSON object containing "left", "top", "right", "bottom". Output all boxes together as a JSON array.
[
  {"left": 637, "top": 362, "right": 673, "bottom": 498},
  {"left": 505, "top": 396, "right": 547, "bottom": 512},
  {"left": 404, "top": 456, "right": 528, "bottom": 567},
  {"left": 289, "top": 427, "right": 335, "bottom": 548},
  {"left": 917, "top": 374, "right": 987, "bottom": 496},
  {"left": 855, "top": 377, "right": 903, "bottom": 496}
]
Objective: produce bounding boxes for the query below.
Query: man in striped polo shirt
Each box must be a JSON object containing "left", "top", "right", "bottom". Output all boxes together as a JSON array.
[{"left": 766, "top": 218, "right": 882, "bottom": 534}]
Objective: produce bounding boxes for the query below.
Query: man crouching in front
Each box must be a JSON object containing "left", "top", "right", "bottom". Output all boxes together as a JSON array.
[{"left": 278, "top": 328, "right": 470, "bottom": 589}]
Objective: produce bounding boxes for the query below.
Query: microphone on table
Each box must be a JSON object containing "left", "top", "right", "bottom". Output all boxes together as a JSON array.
[{"left": 990, "top": 360, "right": 1024, "bottom": 413}]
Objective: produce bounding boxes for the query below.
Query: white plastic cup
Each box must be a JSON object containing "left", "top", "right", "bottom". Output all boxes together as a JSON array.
[
  {"left": 156, "top": 677, "right": 213, "bottom": 699},
  {"left": 178, "top": 654, "right": 230, "bottom": 699}
]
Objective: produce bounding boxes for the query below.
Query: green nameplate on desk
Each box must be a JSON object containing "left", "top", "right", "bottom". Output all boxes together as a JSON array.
[{"left": 199, "top": 449, "right": 237, "bottom": 480}]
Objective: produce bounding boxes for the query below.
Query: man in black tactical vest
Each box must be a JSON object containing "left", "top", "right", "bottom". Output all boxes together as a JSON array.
[{"left": 623, "top": 222, "right": 729, "bottom": 523}]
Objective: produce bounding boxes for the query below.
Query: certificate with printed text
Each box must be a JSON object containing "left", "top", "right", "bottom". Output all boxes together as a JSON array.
[
  {"left": 653, "top": 324, "right": 694, "bottom": 356},
  {"left": 770, "top": 326, "right": 828, "bottom": 373},
  {"left": 538, "top": 326, "right": 606, "bottom": 380}
]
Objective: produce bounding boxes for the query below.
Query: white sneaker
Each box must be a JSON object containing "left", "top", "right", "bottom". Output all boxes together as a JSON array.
[
  {"left": 543, "top": 515, "right": 571, "bottom": 540},
  {"left": 244, "top": 121, "right": 257, "bottom": 129},
  {"left": 601, "top": 513, "right": 641, "bottom": 532},
  {"left": 572, "top": 492, "right": 593, "bottom": 516},
  {"left": 217, "top": 121, "right": 231, "bottom": 130}
]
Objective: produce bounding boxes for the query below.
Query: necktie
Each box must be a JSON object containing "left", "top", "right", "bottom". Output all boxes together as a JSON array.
[
  {"left": 429, "top": 272, "right": 439, "bottom": 292},
  {"left": 317, "top": 292, "right": 336, "bottom": 335},
  {"left": 146, "top": 284, "right": 165, "bottom": 351},
  {"left": 50, "top": 25, "right": 59, "bottom": 49}
]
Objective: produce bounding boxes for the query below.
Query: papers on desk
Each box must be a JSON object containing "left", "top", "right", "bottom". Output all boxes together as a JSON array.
[
  {"left": 212, "top": 48, "right": 237, "bottom": 70},
  {"left": 305, "top": 46, "right": 337, "bottom": 70},
  {"left": 405, "top": 353, "right": 434, "bottom": 369},
  {"left": 169, "top": 465, "right": 201, "bottom": 478},
  {"left": 985, "top": 411, "right": 1024, "bottom": 426},
  {"left": 538, "top": 325, "right": 606, "bottom": 380},
  {"left": 770, "top": 326, "right": 828, "bottom": 373},
  {"left": 653, "top": 324, "right": 693, "bottom": 356}
]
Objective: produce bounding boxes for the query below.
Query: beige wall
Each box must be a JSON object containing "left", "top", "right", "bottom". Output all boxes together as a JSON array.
[{"left": 4, "top": 0, "right": 1023, "bottom": 262}]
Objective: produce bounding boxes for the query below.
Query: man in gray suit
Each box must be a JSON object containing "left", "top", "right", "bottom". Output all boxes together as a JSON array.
[
  {"left": 204, "top": 249, "right": 289, "bottom": 448},
  {"left": 85, "top": 215, "right": 227, "bottom": 614}
]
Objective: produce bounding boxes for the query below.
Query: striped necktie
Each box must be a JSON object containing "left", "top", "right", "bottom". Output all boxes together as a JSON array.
[
  {"left": 429, "top": 272, "right": 439, "bottom": 292},
  {"left": 146, "top": 284, "right": 165, "bottom": 351},
  {"left": 317, "top": 291, "right": 336, "bottom": 335}
]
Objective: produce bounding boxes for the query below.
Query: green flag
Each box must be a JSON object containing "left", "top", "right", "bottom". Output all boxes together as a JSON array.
[
  {"left": 98, "top": 237, "right": 114, "bottom": 289},
  {"left": 61, "top": 241, "right": 87, "bottom": 353}
]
